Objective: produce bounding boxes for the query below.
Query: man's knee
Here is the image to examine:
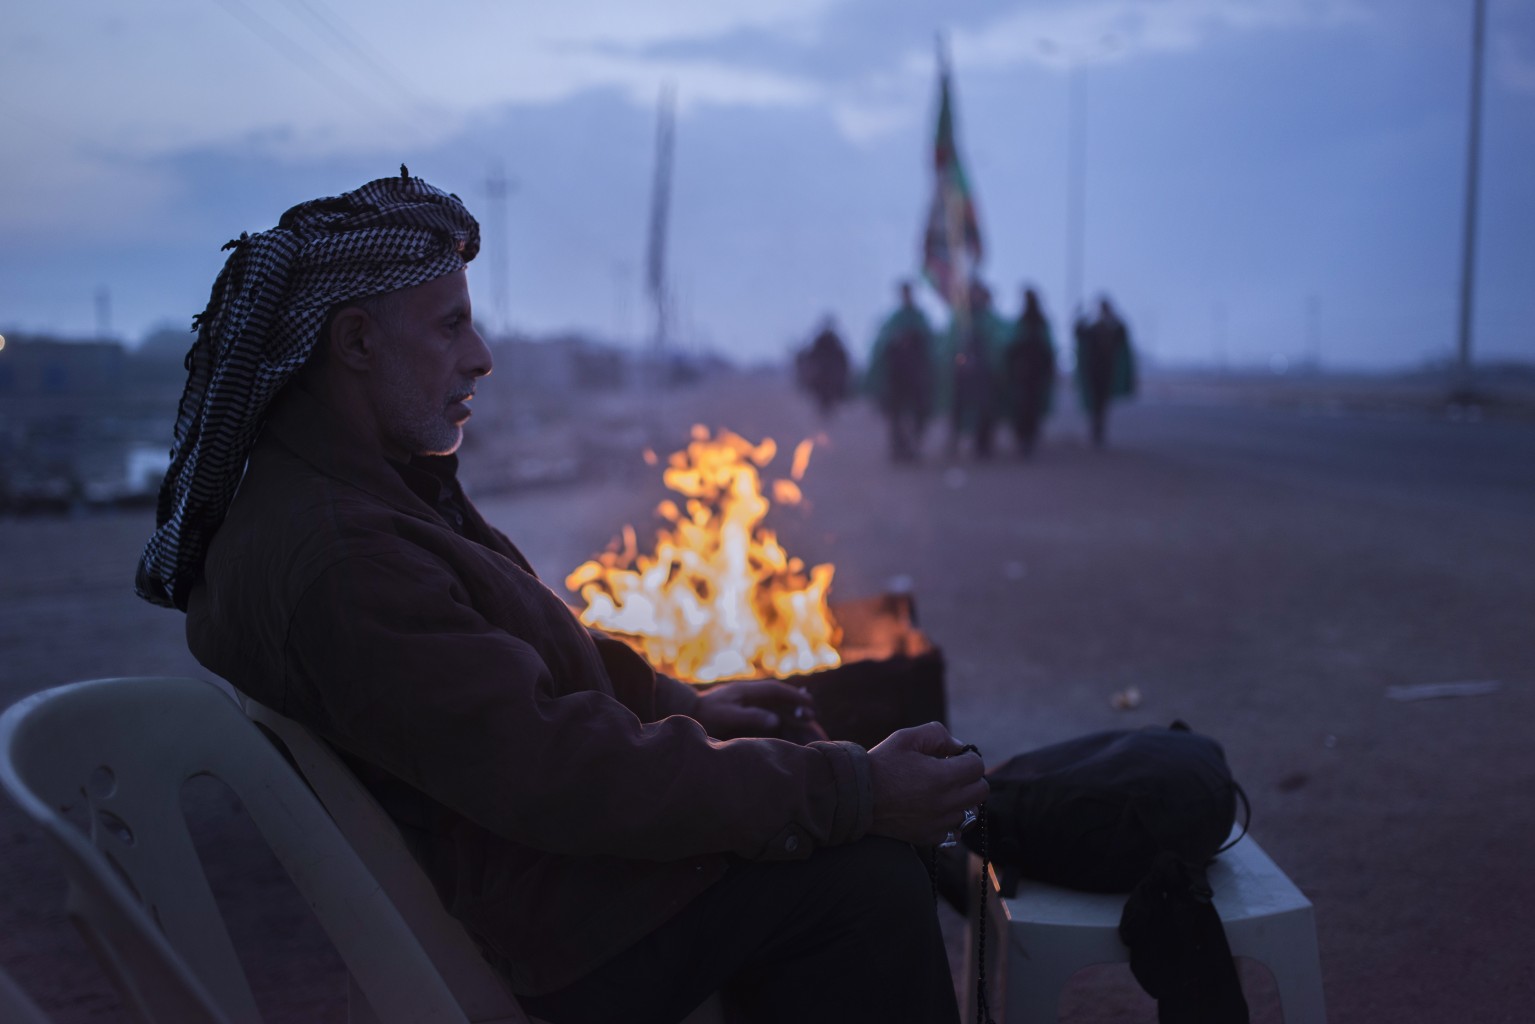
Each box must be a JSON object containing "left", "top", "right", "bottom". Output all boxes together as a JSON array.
[{"left": 820, "top": 836, "right": 936, "bottom": 929}]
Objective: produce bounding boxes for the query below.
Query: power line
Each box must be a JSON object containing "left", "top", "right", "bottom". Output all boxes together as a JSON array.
[
  {"left": 276, "top": 0, "right": 447, "bottom": 139},
  {"left": 209, "top": 0, "right": 400, "bottom": 127},
  {"left": 211, "top": 0, "right": 648, "bottom": 335},
  {"left": 240, "top": 0, "right": 615, "bottom": 262}
]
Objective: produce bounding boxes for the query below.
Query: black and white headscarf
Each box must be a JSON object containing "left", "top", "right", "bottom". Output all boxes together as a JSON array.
[{"left": 136, "top": 167, "right": 480, "bottom": 610}]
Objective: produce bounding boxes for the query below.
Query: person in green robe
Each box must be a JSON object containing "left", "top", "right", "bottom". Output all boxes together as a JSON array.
[
  {"left": 864, "top": 281, "right": 937, "bottom": 462},
  {"left": 1003, "top": 286, "right": 1057, "bottom": 457},
  {"left": 1073, "top": 296, "right": 1137, "bottom": 447},
  {"left": 942, "top": 281, "right": 1011, "bottom": 459}
]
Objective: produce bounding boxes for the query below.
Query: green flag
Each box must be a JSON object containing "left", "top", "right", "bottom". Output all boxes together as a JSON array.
[{"left": 921, "top": 45, "right": 983, "bottom": 308}]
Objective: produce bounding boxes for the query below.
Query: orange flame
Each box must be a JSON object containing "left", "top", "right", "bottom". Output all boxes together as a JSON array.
[{"left": 565, "top": 426, "right": 841, "bottom": 684}]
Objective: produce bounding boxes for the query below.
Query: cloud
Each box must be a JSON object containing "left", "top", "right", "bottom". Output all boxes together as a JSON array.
[
  {"left": 0, "top": 1, "right": 838, "bottom": 161},
  {"left": 829, "top": 98, "right": 915, "bottom": 145},
  {"left": 523, "top": 0, "right": 833, "bottom": 50},
  {"left": 818, "top": 62, "right": 932, "bottom": 146},
  {"left": 938, "top": 0, "right": 1373, "bottom": 72},
  {"left": 472, "top": 47, "right": 821, "bottom": 114},
  {"left": 1493, "top": 35, "right": 1535, "bottom": 95},
  {"left": 817, "top": 0, "right": 1380, "bottom": 150},
  {"left": 0, "top": 99, "right": 174, "bottom": 239},
  {"left": 0, "top": 0, "right": 843, "bottom": 232}
]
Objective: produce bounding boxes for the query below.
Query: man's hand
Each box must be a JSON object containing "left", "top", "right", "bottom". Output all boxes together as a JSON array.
[
  {"left": 695, "top": 679, "right": 819, "bottom": 739},
  {"left": 867, "top": 722, "right": 988, "bottom": 846}
]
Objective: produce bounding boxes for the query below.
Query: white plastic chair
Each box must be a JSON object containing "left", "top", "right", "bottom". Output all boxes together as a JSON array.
[
  {"left": 0, "top": 676, "right": 467, "bottom": 1024},
  {"left": 0, "top": 963, "right": 55, "bottom": 1024},
  {"left": 964, "top": 830, "right": 1327, "bottom": 1023},
  {"left": 241, "top": 694, "right": 725, "bottom": 1024},
  {"left": 241, "top": 694, "right": 529, "bottom": 1024}
]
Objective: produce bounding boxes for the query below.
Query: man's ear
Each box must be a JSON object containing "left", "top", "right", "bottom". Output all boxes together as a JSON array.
[{"left": 328, "top": 305, "right": 379, "bottom": 372}]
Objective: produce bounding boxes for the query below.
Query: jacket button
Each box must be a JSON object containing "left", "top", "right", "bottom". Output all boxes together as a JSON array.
[{"left": 785, "top": 835, "right": 799, "bottom": 853}]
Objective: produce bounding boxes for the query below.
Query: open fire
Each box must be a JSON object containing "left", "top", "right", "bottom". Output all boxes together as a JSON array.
[{"left": 564, "top": 426, "right": 842, "bottom": 685}]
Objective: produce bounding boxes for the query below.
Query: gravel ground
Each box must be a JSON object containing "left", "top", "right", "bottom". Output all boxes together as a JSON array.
[{"left": 1, "top": 368, "right": 1531, "bottom": 1021}]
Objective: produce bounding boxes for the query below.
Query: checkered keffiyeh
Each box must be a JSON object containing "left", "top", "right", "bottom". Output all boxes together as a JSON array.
[{"left": 135, "top": 168, "right": 480, "bottom": 610}]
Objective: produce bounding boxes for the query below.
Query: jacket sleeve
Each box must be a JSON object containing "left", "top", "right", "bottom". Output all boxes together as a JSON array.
[
  {"left": 285, "top": 548, "right": 871, "bottom": 863},
  {"left": 653, "top": 672, "right": 706, "bottom": 720},
  {"left": 589, "top": 629, "right": 703, "bottom": 723}
]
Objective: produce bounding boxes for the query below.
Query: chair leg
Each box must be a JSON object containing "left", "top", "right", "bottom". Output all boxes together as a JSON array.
[
  {"left": 679, "top": 993, "right": 726, "bottom": 1024},
  {"left": 348, "top": 973, "right": 383, "bottom": 1024},
  {"left": 1261, "top": 916, "right": 1327, "bottom": 1024},
  {"left": 1004, "top": 949, "right": 1075, "bottom": 1024}
]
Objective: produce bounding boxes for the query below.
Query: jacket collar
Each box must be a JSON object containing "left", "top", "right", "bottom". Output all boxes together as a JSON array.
[{"left": 258, "top": 383, "right": 459, "bottom": 523}]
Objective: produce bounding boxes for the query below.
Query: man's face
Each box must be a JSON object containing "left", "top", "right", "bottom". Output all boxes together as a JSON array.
[{"left": 367, "top": 269, "right": 493, "bottom": 460}]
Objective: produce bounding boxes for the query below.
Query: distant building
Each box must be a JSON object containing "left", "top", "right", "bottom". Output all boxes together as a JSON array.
[
  {"left": 0, "top": 336, "right": 125, "bottom": 407},
  {"left": 0, "top": 326, "right": 726, "bottom": 512},
  {"left": 0, "top": 334, "right": 182, "bottom": 512}
]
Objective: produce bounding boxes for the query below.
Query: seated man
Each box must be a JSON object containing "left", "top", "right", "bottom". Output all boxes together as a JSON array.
[{"left": 135, "top": 169, "right": 986, "bottom": 1024}]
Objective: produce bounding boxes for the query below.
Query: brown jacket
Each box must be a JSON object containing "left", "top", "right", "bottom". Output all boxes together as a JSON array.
[{"left": 185, "top": 385, "right": 873, "bottom": 994}]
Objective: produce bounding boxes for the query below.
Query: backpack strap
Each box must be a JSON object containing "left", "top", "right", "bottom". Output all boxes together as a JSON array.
[{"left": 1215, "top": 781, "right": 1252, "bottom": 854}]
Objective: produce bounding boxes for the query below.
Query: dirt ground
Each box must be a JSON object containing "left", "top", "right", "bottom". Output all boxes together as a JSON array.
[{"left": 1, "top": 369, "right": 1531, "bottom": 1021}]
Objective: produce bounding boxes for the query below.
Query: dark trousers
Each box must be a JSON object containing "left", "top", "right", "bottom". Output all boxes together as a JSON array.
[
  {"left": 519, "top": 837, "right": 960, "bottom": 1024},
  {"left": 1084, "top": 368, "right": 1114, "bottom": 447},
  {"left": 948, "top": 408, "right": 996, "bottom": 459},
  {"left": 887, "top": 408, "right": 928, "bottom": 462},
  {"left": 1087, "top": 399, "right": 1109, "bottom": 447},
  {"left": 1012, "top": 399, "right": 1044, "bottom": 456}
]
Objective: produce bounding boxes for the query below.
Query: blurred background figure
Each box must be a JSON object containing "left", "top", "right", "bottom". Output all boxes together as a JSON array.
[
  {"left": 1074, "top": 296, "right": 1137, "bottom": 447},
  {"left": 865, "top": 281, "right": 937, "bottom": 463},
  {"left": 944, "top": 281, "right": 1009, "bottom": 459},
  {"left": 795, "top": 315, "right": 852, "bottom": 420},
  {"left": 1004, "top": 286, "right": 1057, "bottom": 458}
]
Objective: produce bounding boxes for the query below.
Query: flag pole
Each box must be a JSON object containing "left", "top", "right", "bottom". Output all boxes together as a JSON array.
[{"left": 1453, "top": 0, "right": 1486, "bottom": 401}]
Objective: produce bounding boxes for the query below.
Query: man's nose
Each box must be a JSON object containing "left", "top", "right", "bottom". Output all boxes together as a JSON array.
[{"left": 465, "top": 324, "right": 493, "bottom": 378}]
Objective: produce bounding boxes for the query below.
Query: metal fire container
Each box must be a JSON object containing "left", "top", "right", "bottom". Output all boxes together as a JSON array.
[{"left": 790, "top": 591, "right": 947, "bottom": 750}]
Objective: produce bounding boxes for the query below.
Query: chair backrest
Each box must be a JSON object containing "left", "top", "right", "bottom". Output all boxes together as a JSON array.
[
  {"left": 0, "top": 962, "right": 57, "bottom": 1024},
  {"left": 0, "top": 677, "right": 466, "bottom": 1024},
  {"left": 239, "top": 695, "right": 527, "bottom": 1024}
]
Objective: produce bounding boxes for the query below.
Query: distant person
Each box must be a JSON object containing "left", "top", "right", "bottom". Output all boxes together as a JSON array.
[
  {"left": 796, "top": 316, "right": 852, "bottom": 419},
  {"left": 944, "top": 281, "right": 1009, "bottom": 459},
  {"left": 1004, "top": 286, "right": 1057, "bottom": 457},
  {"left": 865, "top": 281, "right": 937, "bottom": 462},
  {"left": 1074, "top": 296, "right": 1137, "bottom": 447}
]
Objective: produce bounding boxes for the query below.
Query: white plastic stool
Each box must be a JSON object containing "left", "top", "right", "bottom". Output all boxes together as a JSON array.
[{"left": 963, "top": 831, "right": 1326, "bottom": 1023}]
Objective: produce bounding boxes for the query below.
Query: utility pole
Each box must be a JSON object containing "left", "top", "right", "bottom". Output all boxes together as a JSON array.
[
  {"left": 1307, "top": 295, "right": 1322, "bottom": 373},
  {"left": 1454, "top": 0, "right": 1487, "bottom": 397},
  {"left": 1214, "top": 301, "right": 1228, "bottom": 373},
  {"left": 94, "top": 286, "right": 112, "bottom": 340},
  {"left": 1037, "top": 35, "right": 1119, "bottom": 321},
  {"left": 1065, "top": 65, "right": 1086, "bottom": 320},
  {"left": 645, "top": 82, "right": 677, "bottom": 386},
  {"left": 484, "top": 163, "right": 516, "bottom": 339}
]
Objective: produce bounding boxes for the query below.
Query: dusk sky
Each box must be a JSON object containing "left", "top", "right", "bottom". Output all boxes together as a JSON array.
[{"left": 2, "top": 0, "right": 1532, "bottom": 371}]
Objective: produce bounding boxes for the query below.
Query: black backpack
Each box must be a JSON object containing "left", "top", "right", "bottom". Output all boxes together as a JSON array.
[
  {"left": 965, "top": 721, "right": 1245, "bottom": 895},
  {"left": 963, "top": 722, "right": 1253, "bottom": 1023}
]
